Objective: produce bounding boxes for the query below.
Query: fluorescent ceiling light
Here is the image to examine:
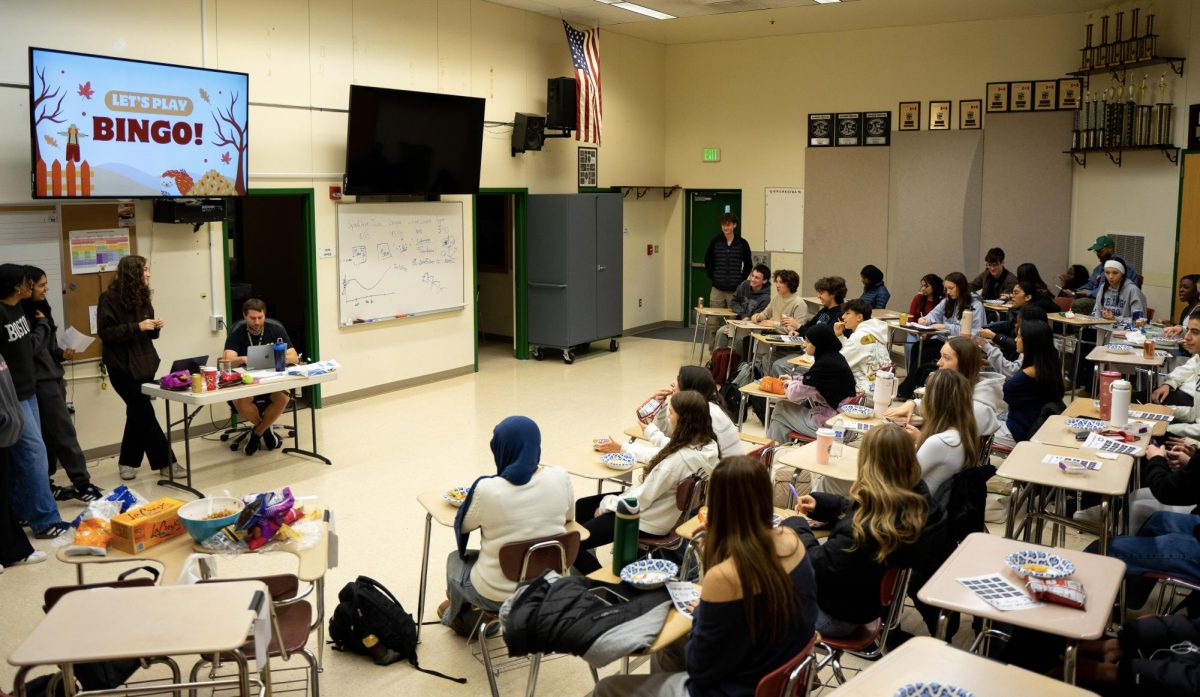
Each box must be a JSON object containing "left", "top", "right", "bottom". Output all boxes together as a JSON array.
[
  {"left": 594, "top": 0, "right": 675, "bottom": 20},
  {"left": 813, "top": 0, "right": 842, "bottom": 4}
]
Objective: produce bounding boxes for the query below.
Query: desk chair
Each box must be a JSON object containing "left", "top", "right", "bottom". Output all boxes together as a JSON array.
[
  {"left": 193, "top": 573, "right": 320, "bottom": 697},
  {"left": 1144, "top": 572, "right": 1200, "bottom": 616},
  {"left": 474, "top": 531, "right": 586, "bottom": 697},
  {"left": 755, "top": 633, "right": 819, "bottom": 697},
  {"left": 815, "top": 567, "right": 911, "bottom": 686},
  {"left": 638, "top": 474, "right": 708, "bottom": 557},
  {"left": 222, "top": 393, "right": 297, "bottom": 452}
]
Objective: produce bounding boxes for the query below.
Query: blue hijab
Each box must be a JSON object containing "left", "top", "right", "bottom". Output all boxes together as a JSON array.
[{"left": 454, "top": 415, "right": 541, "bottom": 557}]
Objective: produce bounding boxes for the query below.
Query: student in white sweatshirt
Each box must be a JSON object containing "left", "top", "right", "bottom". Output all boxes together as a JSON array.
[
  {"left": 903, "top": 369, "right": 980, "bottom": 496},
  {"left": 574, "top": 390, "right": 720, "bottom": 574},
  {"left": 833, "top": 299, "right": 892, "bottom": 393},
  {"left": 1151, "top": 316, "right": 1200, "bottom": 439},
  {"left": 633, "top": 365, "right": 744, "bottom": 458},
  {"left": 887, "top": 336, "right": 1003, "bottom": 437}
]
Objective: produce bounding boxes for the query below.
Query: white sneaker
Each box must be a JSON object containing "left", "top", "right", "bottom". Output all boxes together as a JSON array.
[
  {"left": 10, "top": 551, "right": 47, "bottom": 566},
  {"left": 159, "top": 462, "right": 187, "bottom": 479},
  {"left": 119, "top": 465, "right": 137, "bottom": 480},
  {"left": 1072, "top": 505, "right": 1105, "bottom": 526}
]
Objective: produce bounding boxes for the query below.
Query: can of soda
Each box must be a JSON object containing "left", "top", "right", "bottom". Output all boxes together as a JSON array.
[{"left": 697, "top": 296, "right": 704, "bottom": 308}]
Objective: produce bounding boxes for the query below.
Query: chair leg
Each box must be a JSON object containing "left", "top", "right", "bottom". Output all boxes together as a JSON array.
[
  {"left": 187, "top": 656, "right": 210, "bottom": 697},
  {"left": 479, "top": 618, "right": 502, "bottom": 697},
  {"left": 300, "top": 648, "right": 321, "bottom": 697},
  {"left": 830, "top": 654, "right": 848, "bottom": 685},
  {"left": 524, "top": 653, "right": 543, "bottom": 697},
  {"left": 589, "top": 666, "right": 600, "bottom": 684}
]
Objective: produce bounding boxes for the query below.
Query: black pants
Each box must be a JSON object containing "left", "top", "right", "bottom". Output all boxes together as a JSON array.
[
  {"left": 108, "top": 366, "right": 175, "bottom": 470},
  {"left": 898, "top": 362, "right": 938, "bottom": 401},
  {"left": 0, "top": 448, "right": 35, "bottom": 566},
  {"left": 574, "top": 493, "right": 617, "bottom": 574},
  {"left": 36, "top": 379, "right": 90, "bottom": 487}
]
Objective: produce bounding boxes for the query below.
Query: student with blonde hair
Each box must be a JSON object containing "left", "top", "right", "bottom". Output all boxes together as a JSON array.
[
  {"left": 794, "top": 424, "right": 946, "bottom": 638},
  {"left": 590, "top": 456, "right": 818, "bottom": 697},
  {"left": 904, "top": 369, "right": 979, "bottom": 495}
]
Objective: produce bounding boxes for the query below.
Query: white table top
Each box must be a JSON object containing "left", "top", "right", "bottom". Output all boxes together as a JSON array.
[
  {"left": 1048, "top": 313, "right": 1112, "bottom": 328},
  {"left": 995, "top": 441, "right": 1134, "bottom": 497},
  {"left": 1062, "top": 399, "right": 1172, "bottom": 437},
  {"left": 833, "top": 637, "right": 1099, "bottom": 696},
  {"left": 544, "top": 447, "right": 637, "bottom": 483},
  {"left": 9, "top": 581, "right": 266, "bottom": 666},
  {"left": 1031, "top": 415, "right": 1152, "bottom": 452},
  {"left": 1085, "top": 345, "right": 1166, "bottom": 368},
  {"left": 774, "top": 439, "right": 860, "bottom": 481},
  {"left": 142, "top": 369, "right": 338, "bottom": 405},
  {"left": 916, "top": 533, "right": 1125, "bottom": 642}
]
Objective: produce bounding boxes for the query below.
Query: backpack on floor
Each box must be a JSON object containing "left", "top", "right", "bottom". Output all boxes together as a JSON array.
[
  {"left": 707, "top": 347, "right": 742, "bottom": 386},
  {"left": 329, "top": 575, "right": 466, "bottom": 683}
]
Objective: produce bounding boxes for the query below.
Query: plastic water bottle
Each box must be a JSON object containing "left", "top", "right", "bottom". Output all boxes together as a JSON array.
[
  {"left": 1109, "top": 379, "right": 1131, "bottom": 428},
  {"left": 273, "top": 338, "right": 287, "bottom": 372},
  {"left": 873, "top": 371, "right": 896, "bottom": 418},
  {"left": 830, "top": 424, "right": 845, "bottom": 459},
  {"left": 612, "top": 496, "right": 641, "bottom": 575}
]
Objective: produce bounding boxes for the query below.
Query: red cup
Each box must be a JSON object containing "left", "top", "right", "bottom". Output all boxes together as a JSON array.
[{"left": 202, "top": 367, "right": 218, "bottom": 391}]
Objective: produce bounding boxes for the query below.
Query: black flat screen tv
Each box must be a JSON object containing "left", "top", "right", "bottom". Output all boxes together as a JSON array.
[
  {"left": 28, "top": 47, "right": 249, "bottom": 199},
  {"left": 344, "top": 85, "right": 485, "bottom": 196}
]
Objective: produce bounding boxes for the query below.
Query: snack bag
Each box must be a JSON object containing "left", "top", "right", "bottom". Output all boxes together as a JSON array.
[
  {"left": 1025, "top": 577, "right": 1086, "bottom": 609},
  {"left": 759, "top": 376, "right": 786, "bottom": 395},
  {"left": 65, "top": 518, "right": 112, "bottom": 556}
]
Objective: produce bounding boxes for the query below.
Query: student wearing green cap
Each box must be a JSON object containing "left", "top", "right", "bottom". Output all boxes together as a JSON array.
[{"left": 1074, "top": 235, "right": 1139, "bottom": 300}]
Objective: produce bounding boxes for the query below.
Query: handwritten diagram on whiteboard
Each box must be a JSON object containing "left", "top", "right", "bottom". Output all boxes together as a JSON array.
[
  {"left": 764, "top": 187, "right": 804, "bottom": 253},
  {"left": 335, "top": 201, "right": 465, "bottom": 326}
]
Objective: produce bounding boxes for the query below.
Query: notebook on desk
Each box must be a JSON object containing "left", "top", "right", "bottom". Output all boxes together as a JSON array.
[{"left": 246, "top": 344, "right": 277, "bottom": 370}]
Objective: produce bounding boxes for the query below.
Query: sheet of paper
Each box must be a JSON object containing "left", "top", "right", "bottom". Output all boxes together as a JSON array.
[
  {"left": 1082, "top": 432, "right": 1141, "bottom": 456},
  {"left": 1130, "top": 410, "right": 1171, "bottom": 422},
  {"left": 61, "top": 326, "right": 95, "bottom": 353},
  {"left": 957, "top": 574, "right": 1042, "bottom": 611},
  {"left": 88, "top": 305, "right": 97, "bottom": 334},
  {"left": 666, "top": 581, "right": 701, "bottom": 618},
  {"left": 1042, "top": 453, "right": 1102, "bottom": 471}
]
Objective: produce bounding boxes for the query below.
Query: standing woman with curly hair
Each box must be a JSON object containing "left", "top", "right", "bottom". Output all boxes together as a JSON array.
[{"left": 97, "top": 255, "right": 178, "bottom": 480}]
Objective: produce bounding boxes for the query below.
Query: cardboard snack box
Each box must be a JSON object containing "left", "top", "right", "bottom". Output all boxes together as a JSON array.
[{"left": 110, "top": 497, "right": 186, "bottom": 554}]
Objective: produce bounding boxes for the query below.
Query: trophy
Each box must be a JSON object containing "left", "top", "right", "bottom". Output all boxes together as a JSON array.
[
  {"left": 1097, "top": 14, "right": 1110, "bottom": 67},
  {"left": 1123, "top": 82, "right": 1137, "bottom": 148},
  {"left": 1099, "top": 87, "right": 1110, "bottom": 148},
  {"left": 1154, "top": 72, "right": 1173, "bottom": 145},
  {"left": 1142, "top": 13, "right": 1157, "bottom": 61},
  {"left": 1081, "top": 22, "right": 1094, "bottom": 70},
  {"left": 1127, "top": 8, "right": 1142, "bottom": 63},
  {"left": 1084, "top": 91, "right": 1095, "bottom": 149},
  {"left": 1114, "top": 11, "right": 1125, "bottom": 65},
  {"left": 1134, "top": 75, "right": 1152, "bottom": 146}
]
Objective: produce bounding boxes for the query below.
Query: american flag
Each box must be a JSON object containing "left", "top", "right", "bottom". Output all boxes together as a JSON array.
[{"left": 563, "top": 20, "right": 602, "bottom": 145}]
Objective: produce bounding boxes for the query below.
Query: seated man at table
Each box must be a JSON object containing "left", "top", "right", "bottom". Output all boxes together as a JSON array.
[
  {"left": 222, "top": 298, "right": 298, "bottom": 455},
  {"left": 714, "top": 263, "right": 771, "bottom": 351},
  {"left": 1151, "top": 315, "right": 1200, "bottom": 439}
]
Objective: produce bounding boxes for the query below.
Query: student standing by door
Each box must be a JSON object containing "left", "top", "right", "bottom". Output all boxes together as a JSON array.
[{"left": 703, "top": 212, "right": 751, "bottom": 309}]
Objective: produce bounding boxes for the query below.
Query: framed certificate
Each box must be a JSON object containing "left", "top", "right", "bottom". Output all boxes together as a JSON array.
[
  {"left": 808, "top": 113, "right": 833, "bottom": 147},
  {"left": 1010, "top": 81, "right": 1033, "bottom": 111},
  {"left": 835, "top": 113, "right": 862, "bottom": 146},
  {"left": 1034, "top": 80, "right": 1058, "bottom": 111},
  {"left": 863, "top": 111, "right": 891, "bottom": 146},
  {"left": 898, "top": 102, "right": 921, "bottom": 131},
  {"left": 959, "top": 100, "right": 982, "bottom": 129},
  {"left": 986, "top": 82, "right": 1009, "bottom": 112},
  {"left": 1058, "top": 78, "right": 1082, "bottom": 110},
  {"left": 577, "top": 147, "right": 598, "bottom": 188},
  {"left": 929, "top": 101, "right": 951, "bottom": 130}
]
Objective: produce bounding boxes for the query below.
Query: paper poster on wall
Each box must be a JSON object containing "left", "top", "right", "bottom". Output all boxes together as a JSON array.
[
  {"left": 69, "top": 228, "right": 130, "bottom": 274},
  {"left": 764, "top": 187, "right": 804, "bottom": 253}
]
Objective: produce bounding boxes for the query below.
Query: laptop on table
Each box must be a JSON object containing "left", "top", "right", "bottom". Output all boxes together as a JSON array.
[
  {"left": 170, "top": 355, "right": 207, "bottom": 374},
  {"left": 246, "top": 344, "right": 278, "bottom": 371}
]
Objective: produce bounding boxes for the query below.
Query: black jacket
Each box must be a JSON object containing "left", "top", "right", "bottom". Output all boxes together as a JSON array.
[
  {"left": 0, "top": 301, "right": 49, "bottom": 399},
  {"left": 30, "top": 311, "right": 66, "bottom": 382},
  {"left": 97, "top": 290, "right": 161, "bottom": 380},
  {"left": 1118, "top": 614, "right": 1200, "bottom": 695},
  {"left": 797, "top": 483, "right": 948, "bottom": 625},
  {"left": 1142, "top": 450, "right": 1200, "bottom": 514},
  {"left": 704, "top": 235, "right": 752, "bottom": 292}
]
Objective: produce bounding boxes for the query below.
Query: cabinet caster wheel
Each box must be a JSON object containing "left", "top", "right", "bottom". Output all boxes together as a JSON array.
[
  {"left": 563, "top": 351, "right": 575, "bottom": 365},
  {"left": 609, "top": 339, "right": 619, "bottom": 352},
  {"left": 532, "top": 347, "right": 544, "bottom": 361}
]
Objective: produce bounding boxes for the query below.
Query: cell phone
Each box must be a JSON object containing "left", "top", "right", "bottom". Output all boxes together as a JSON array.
[
  {"left": 1075, "top": 431, "right": 1090, "bottom": 441},
  {"left": 636, "top": 397, "right": 663, "bottom": 421}
]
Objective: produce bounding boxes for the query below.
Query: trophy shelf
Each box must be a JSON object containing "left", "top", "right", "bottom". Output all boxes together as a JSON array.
[
  {"left": 1063, "top": 144, "right": 1179, "bottom": 168},
  {"left": 617, "top": 186, "right": 680, "bottom": 200},
  {"left": 1069, "top": 56, "right": 1185, "bottom": 84}
]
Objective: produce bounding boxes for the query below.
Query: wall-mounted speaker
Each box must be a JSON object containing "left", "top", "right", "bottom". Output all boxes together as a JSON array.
[
  {"left": 547, "top": 77, "right": 577, "bottom": 130},
  {"left": 512, "top": 113, "right": 546, "bottom": 155}
]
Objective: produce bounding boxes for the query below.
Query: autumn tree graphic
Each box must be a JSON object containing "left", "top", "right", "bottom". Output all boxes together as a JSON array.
[
  {"left": 31, "top": 66, "right": 65, "bottom": 163},
  {"left": 211, "top": 91, "right": 247, "bottom": 195}
]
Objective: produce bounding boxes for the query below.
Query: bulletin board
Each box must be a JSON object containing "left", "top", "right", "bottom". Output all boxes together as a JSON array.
[{"left": 59, "top": 204, "right": 139, "bottom": 360}]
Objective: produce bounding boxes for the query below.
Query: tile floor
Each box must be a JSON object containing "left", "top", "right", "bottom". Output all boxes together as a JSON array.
[{"left": 0, "top": 336, "right": 1102, "bottom": 696}]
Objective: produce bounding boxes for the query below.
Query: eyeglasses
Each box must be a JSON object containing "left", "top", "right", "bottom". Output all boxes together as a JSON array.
[{"left": 985, "top": 262, "right": 1002, "bottom": 269}]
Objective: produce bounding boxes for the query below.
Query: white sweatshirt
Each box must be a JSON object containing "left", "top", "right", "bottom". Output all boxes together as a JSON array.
[
  {"left": 839, "top": 318, "right": 892, "bottom": 393},
  {"left": 1163, "top": 353, "right": 1200, "bottom": 438},
  {"left": 605, "top": 439, "right": 719, "bottom": 535},
  {"left": 651, "top": 402, "right": 745, "bottom": 457},
  {"left": 917, "top": 428, "right": 967, "bottom": 495}
]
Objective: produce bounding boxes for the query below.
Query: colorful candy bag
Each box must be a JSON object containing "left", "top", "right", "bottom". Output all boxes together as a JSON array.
[{"left": 1025, "top": 577, "right": 1086, "bottom": 609}]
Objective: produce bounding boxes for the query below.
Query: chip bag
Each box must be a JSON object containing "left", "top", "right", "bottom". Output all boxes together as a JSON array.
[{"left": 1025, "top": 577, "right": 1086, "bottom": 609}]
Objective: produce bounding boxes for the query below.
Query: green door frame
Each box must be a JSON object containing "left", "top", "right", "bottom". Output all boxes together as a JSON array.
[
  {"left": 229, "top": 188, "right": 322, "bottom": 407},
  {"left": 477, "top": 188, "right": 530, "bottom": 360},
  {"left": 683, "top": 189, "right": 742, "bottom": 325}
]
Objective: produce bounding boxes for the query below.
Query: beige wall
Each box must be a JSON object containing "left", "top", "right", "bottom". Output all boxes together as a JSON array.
[{"left": 0, "top": 0, "right": 669, "bottom": 452}]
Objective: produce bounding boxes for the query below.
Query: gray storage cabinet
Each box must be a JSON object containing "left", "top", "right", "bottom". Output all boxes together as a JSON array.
[{"left": 527, "top": 193, "right": 622, "bottom": 363}]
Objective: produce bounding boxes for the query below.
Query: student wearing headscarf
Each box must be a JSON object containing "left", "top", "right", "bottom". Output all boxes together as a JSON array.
[
  {"left": 440, "top": 416, "right": 574, "bottom": 636},
  {"left": 767, "top": 324, "right": 857, "bottom": 444}
]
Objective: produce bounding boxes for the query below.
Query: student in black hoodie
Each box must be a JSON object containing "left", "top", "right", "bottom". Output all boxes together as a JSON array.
[
  {"left": 0, "top": 264, "right": 66, "bottom": 538},
  {"left": 793, "top": 423, "right": 947, "bottom": 638}
]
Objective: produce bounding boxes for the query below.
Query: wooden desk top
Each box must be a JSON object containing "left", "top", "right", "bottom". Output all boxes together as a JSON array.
[
  {"left": 833, "top": 637, "right": 1099, "bottom": 696},
  {"left": 723, "top": 319, "right": 763, "bottom": 330},
  {"left": 873, "top": 309, "right": 902, "bottom": 321},
  {"left": 545, "top": 447, "right": 639, "bottom": 483},
  {"left": 56, "top": 515, "right": 332, "bottom": 583},
  {"left": 1063, "top": 399, "right": 1171, "bottom": 437},
  {"left": 695, "top": 307, "right": 736, "bottom": 317},
  {"left": 1085, "top": 345, "right": 1166, "bottom": 368},
  {"left": 416, "top": 488, "right": 590, "bottom": 540},
  {"left": 738, "top": 382, "right": 789, "bottom": 400},
  {"left": 750, "top": 332, "right": 807, "bottom": 347},
  {"left": 916, "top": 533, "right": 1125, "bottom": 642},
  {"left": 1031, "top": 415, "right": 1152, "bottom": 452},
  {"left": 995, "top": 441, "right": 1133, "bottom": 497},
  {"left": 9, "top": 581, "right": 266, "bottom": 666},
  {"left": 675, "top": 507, "right": 798, "bottom": 541},
  {"left": 786, "top": 353, "right": 815, "bottom": 368},
  {"left": 1048, "top": 313, "right": 1113, "bottom": 327},
  {"left": 883, "top": 320, "right": 948, "bottom": 337},
  {"left": 983, "top": 301, "right": 1014, "bottom": 312},
  {"left": 619, "top": 426, "right": 772, "bottom": 449},
  {"left": 775, "top": 440, "right": 860, "bottom": 482}
]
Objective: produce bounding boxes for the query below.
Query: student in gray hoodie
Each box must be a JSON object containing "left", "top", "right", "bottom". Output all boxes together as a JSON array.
[
  {"left": 714, "top": 264, "right": 771, "bottom": 349},
  {"left": 1092, "top": 259, "right": 1146, "bottom": 322}
]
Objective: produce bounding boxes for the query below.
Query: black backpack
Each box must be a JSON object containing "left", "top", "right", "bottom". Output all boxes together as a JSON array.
[{"left": 328, "top": 575, "right": 466, "bottom": 683}]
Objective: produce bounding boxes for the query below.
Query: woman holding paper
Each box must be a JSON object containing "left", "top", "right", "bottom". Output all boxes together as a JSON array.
[
  {"left": 97, "top": 255, "right": 179, "bottom": 481},
  {"left": 23, "top": 266, "right": 102, "bottom": 501}
]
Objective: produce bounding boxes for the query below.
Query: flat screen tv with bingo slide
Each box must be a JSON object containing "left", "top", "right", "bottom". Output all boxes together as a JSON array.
[
  {"left": 28, "top": 47, "right": 249, "bottom": 199},
  {"left": 343, "top": 84, "right": 485, "bottom": 196}
]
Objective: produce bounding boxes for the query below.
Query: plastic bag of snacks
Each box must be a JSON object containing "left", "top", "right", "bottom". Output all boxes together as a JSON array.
[
  {"left": 1025, "top": 577, "right": 1086, "bottom": 609},
  {"left": 53, "top": 485, "right": 150, "bottom": 555},
  {"left": 200, "top": 487, "right": 324, "bottom": 554}
]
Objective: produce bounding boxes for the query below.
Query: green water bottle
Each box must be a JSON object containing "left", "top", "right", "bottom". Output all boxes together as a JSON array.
[{"left": 611, "top": 496, "right": 641, "bottom": 575}]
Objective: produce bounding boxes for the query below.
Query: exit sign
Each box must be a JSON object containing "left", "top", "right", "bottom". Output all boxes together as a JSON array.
[{"left": 702, "top": 148, "right": 721, "bottom": 162}]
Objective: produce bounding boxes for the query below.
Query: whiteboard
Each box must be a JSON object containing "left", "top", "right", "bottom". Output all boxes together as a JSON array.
[
  {"left": 0, "top": 210, "right": 66, "bottom": 339},
  {"left": 336, "top": 201, "right": 465, "bottom": 326},
  {"left": 764, "top": 187, "right": 804, "bottom": 253}
]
